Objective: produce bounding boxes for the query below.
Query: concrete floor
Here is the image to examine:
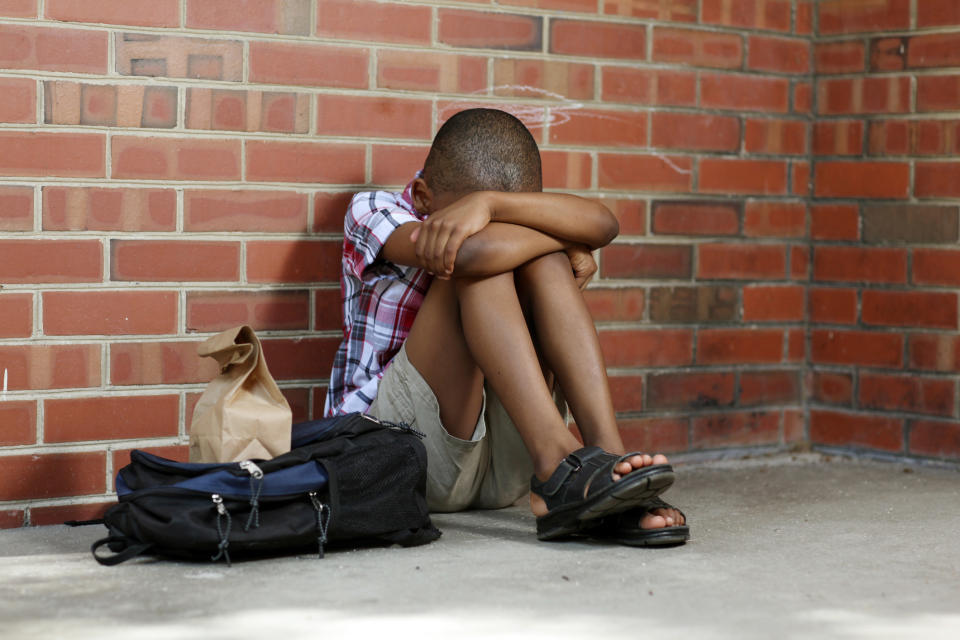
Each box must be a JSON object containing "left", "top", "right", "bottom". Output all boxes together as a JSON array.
[{"left": 2, "top": 453, "right": 959, "bottom": 640}]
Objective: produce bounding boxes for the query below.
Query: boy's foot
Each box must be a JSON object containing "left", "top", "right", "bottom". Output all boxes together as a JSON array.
[
  {"left": 530, "top": 447, "right": 675, "bottom": 540},
  {"left": 588, "top": 498, "right": 690, "bottom": 547}
]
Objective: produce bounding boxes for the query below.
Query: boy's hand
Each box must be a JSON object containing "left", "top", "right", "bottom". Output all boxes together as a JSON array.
[
  {"left": 410, "top": 192, "right": 492, "bottom": 278},
  {"left": 565, "top": 245, "right": 597, "bottom": 290}
]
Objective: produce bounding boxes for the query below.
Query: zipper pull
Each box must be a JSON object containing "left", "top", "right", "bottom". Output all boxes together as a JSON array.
[
  {"left": 210, "top": 494, "right": 231, "bottom": 565},
  {"left": 212, "top": 493, "right": 226, "bottom": 515},
  {"left": 238, "top": 461, "right": 264, "bottom": 531},
  {"left": 308, "top": 491, "right": 330, "bottom": 559},
  {"left": 238, "top": 460, "right": 264, "bottom": 479}
]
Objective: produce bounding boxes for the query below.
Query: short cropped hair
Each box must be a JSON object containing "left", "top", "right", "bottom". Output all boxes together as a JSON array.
[{"left": 423, "top": 108, "right": 542, "bottom": 194}]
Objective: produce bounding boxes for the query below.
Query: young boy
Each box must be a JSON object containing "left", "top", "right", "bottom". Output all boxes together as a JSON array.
[{"left": 325, "top": 108, "right": 687, "bottom": 545}]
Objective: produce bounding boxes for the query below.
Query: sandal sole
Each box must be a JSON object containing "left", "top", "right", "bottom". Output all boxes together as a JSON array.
[
  {"left": 601, "top": 525, "right": 690, "bottom": 548},
  {"left": 536, "top": 465, "right": 675, "bottom": 541}
]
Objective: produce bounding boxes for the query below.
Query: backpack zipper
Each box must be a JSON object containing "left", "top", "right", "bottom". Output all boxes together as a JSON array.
[{"left": 308, "top": 491, "right": 330, "bottom": 559}]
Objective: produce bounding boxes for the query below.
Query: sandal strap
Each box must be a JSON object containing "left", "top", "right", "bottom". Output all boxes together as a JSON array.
[
  {"left": 531, "top": 447, "right": 651, "bottom": 512},
  {"left": 532, "top": 446, "right": 603, "bottom": 498},
  {"left": 644, "top": 497, "right": 686, "bottom": 521}
]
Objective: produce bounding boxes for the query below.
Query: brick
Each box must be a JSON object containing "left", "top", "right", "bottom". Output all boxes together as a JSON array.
[
  {"left": 282, "top": 388, "right": 311, "bottom": 423},
  {"left": 743, "top": 201, "right": 805, "bottom": 238},
  {"left": 814, "top": 246, "right": 906, "bottom": 284},
  {"left": 187, "top": 0, "right": 311, "bottom": 35},
  {"left": 909, "top": 420, "right": 960, "bottom": 458},
  {"left": 744, "top": 119, "right": 807, "bottom": 155},
  {"left": 0, "top": 510, "right": 25, "bottom": 529},
  {"left": 0, "top": 453, "right": 105, "bottom": 501},
  {"left": 814, "top": 161, "right": 909, "bottom": 199},
  {"left": 44, "top": 290, "right": 178, "bottom": 336},
  {"left": 186, "top": 89, "right": 309, "bottom": 133},
  {"left": 45, "top": 81, "right": 176, "bottom": 129},
  {"left": 868, "top": 119, "right": 960, "bottom": 156},
  {"left": 870, "top": 37, "right": 907, "bottom": 72},
  {"left": 794, "top": 82, "right": 813, "bottom": 114},
  {"left": 739, "top": 370, "right": 800, "bottom": 406},
  {"left": 116, "top": 33, "right": 243, "bottom": 81},
  {"left": 598, "top": 154, "right": 692, "bottom": 192},
  {"left": 815, "top": 40, "right": 866, "bottom": 74},
  {"left": 0, "top": 77, "right": 35, "bottom": 123},
  {"left": 29, "top": 502, "right": 113, "bottom": 526},
  {"left": 697, "top": 244, "right": 786, "bottom": 280},
  {"left": 601, "top": 244, "right": 691, "bottom": 279},
  {"left": 917, "top": 0, "right": 960, "bottom": 27},
  {"left": 541, "top": 150, "right": 593, "bottom": 190},
  {"left": 792, "top": 161, "right": 810, "bottom": 196},
  {"left": 914, "top": 249, "right": 960, "bottom": 287},
  {"left": 743, "top": 285, "right": 804, "bottom": 322},
  {"left": 860, "top": 374, "right": 955, "bottom": 417},
  {"left": 917, "top": 75, "right": 960, "bottom": 112},
  {"left": 915, "top": 163, "right": 960, "bottom": 198},
  {"left": 812, "top": 371, "right": 854, "bottom": 406},
  {"left": 811, "top": 329, "right": 902, "bottom": 367},
  {"left": 0, "top": 24, "right": 107, "bottom": 73},
  {"left": 494, "top": 59, "right": 593, "bottom": 101},
  {"left": 112, "top": 136, "right": 240, "bottom": 181},
  {"left": 247, "top": 240, "right": 342, "bottom": 284},
  {"left": 111, "top": 240, "right": 240, "bottom": 283},
  {"left": 371, "top": 145, "right": 431, "bottom": 187},
  {"left": 548, "top": 108, "right": 646, "bottom": 147},
  {"left": 0, "top": 0, "right": 36, "bottom": 18},
  {"left": 377, "top": 50, "right": 487, "bottom": 94},
  {"left": 818, "top": 0, "right": 910, "bottom": 34},
  {"left": 0, "top": 239, "right": 101, "bottom": 284},
  {"left": 862, "top": 290, "right": 957, "bottom": 330},
  {"left": 692, "top": 411, "right": 780, "bottom": 448},
  {"left": 437, "top": 100, "right": 548, "bottom": 136},
  {"left": 601, "top": 67, "right": 697, "bottom": 107},
  {"left": 607, "top": 374, "right": 644, "bottom": 413},
  {"left": 187, "top": 290, "right": 310, "bottom": 333},
  {"left": 582, "top": 287, "right": 645, "bottom": 323},
  {"left": 111, "top": 341, "right": 218, "bottom": 385},
  {"left": 790, "top": 245, "right": 809, "bottom": 281},
  {"left": 648, "top": 286, "right": 737, "bottom": 324},
  {"left": 315, "top": 288, "right": 343, "bottom": 331},
  {"left": 811, "top": 204, "right": 859, "bottom": 240},
  {"left": 261, "top": 337, "right": 342, "bottom": 380},
  {"left": 0, "top": 292, "right": 33, "bottom": 343},
  {"left": 602, "top": 0, "right": 697, "bottom": 21},
  {"left": 619, "top": 417, "right": 689, "bottom": 454},
  {"left": 550, "top": 19, "right": 646, "bottom": 59},
  {"left": 183, "top": 190, "right": 307, "bottom": 233},
  {"left": 43, "top": 187, "right": 175, "bottom": 233},
  {"left": 45, "top": 395, "right": 179, "bottom": 442},
  {"left": 651, "top": 200, "right": 740, "bottom": 236},
  {"left": 814, "top": 120, "right": 864, "bottom": 156},
  {"left": 501, "top": 0, "right": 598, "bottom": 10},
  {"left": 647, "top": 372, "right": 735, "bottom": 410},
  {"left": 47, "top": 0, "right": 179, "bottom": 27},
  {"left": 439, "top": 9, "right": 540, "bottom": 51},
  {"left": 598, "top": 329, "right": 693, "bottom": 367},
  {"left": 810, "top": 410, "right": 902, "bottom": 452},
  {"left": 862, "top": 204, "right": 958, "bottom": 244},
  {"left": 701, "top": 73, "right": 790, "bottom": 112},
  {"left": 0, "top": 132, "right": 104, "bottom": 178},
  {"left": 652, "top": 27, "right": 742, "bottom": 69},
  {"left": 314, "top": 192, "right": 354, "bottom": 233},
  {"left": 0, "top": 400, "right": 36, "bottom": 446},
  {"left": 698, "top": 329, "right": 783, "bottom": 364},
  {"left": 784, "top": 408, "right": 804, "bottom": 442},
  {"left": 601, "top": 198, "right": 646, "bottom": 236},
  {"left": 650, "top": 112, "right": 739, "bottom": 152},
  {"left": 701, "top": 0, "right": 791, "bottom": 31},
  {"left": 0, "top": 185, "right": 33, "bottom": 231},
  {"left": 748, "top": 36, "right": 809, "bottom": 74},
  {"left": 909, "top": 334, "right": 960, "bottom": 372},
  {"left": 316, "top": 95, "right": 432, "bottom": 140},
  {"left": 246, "top": 141, "right": 365, "bottom": 184},
  {"left": 909, "top": 33, "right": 960, "bottom": 70},
  {"left": 809, "top": 287, "right": 857, "bottom": 324},
  {"left": 817, "top": 76, "right": 910, "bottom": 115},
  {"left": 700, "top": 159, "right": 788, "bottom": 196},
  {"left": 0, "top": 344, "right": 100, "bottom": 390},
  {"left": 249, "top": 41, "right": 368, "bottom": 89}
]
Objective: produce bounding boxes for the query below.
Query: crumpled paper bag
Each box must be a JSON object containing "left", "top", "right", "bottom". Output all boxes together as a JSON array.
[{"left": 189, "top": 325, "right": 291, "bottom": 463}]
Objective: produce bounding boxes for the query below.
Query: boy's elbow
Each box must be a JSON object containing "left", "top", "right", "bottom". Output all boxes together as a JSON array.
[{"left": 599, "top": 215, "right": 619, "bottom": 246}]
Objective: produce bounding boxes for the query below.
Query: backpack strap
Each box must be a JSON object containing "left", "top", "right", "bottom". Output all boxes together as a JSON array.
[{"left": 91, "top": 536, "right": 154, "bottom": 566}]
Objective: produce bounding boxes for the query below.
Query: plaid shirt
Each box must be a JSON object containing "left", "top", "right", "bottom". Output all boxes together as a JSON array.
[{"left": 324, "top": 176, "right": 432, "bottom": 415}]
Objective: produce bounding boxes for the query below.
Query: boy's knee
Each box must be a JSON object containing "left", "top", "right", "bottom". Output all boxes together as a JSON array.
[{"left": 515, "top": 251, "right": 570, "bottom": 287}]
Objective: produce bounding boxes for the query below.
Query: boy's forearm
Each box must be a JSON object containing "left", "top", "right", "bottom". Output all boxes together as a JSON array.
[
  {"left": 485, "top": 191, "right": 619, "bottom": 250},
  {"left": 453, "top": 222, "right": 575, "bottom": 277}
]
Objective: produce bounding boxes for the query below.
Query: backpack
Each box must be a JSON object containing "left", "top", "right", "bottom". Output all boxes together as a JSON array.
[{"left": 91, "top": 413, "right": 441, "bottom": 565}]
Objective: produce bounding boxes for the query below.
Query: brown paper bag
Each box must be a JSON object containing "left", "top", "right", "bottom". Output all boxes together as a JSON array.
[{"left": 189, "top": 325, "right": 292, "bottom": 463}]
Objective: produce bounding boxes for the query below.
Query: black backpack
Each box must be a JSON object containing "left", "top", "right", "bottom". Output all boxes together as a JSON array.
[{"left": 92, "top": 413, "right": 441, "bottom": 565}]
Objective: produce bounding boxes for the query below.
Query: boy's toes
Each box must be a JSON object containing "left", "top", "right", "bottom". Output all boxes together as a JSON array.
[{"left": 640, "top": 512, "right": 667, "bottom": 530}]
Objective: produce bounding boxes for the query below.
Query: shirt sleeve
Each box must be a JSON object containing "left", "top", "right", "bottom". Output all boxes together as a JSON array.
[{"left": 343, "top": 191, "right": 420, "bottom": 284}]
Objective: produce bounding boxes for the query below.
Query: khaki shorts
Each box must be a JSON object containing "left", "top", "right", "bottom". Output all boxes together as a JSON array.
[{"left": 369, "top": 344, "right": 563, "bottom": 512}]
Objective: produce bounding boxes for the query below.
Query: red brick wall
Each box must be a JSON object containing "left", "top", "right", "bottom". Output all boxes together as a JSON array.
[{"left": 0, "top": 1, "right": 956, "bottom": 527}]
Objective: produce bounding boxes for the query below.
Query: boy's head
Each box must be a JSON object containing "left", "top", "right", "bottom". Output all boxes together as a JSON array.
[{"left": 414, "top": 108, "right": 541, "bottom": 213}]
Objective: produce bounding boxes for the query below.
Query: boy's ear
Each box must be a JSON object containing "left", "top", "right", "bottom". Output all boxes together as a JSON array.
[{"left": 411, "top": 177, "right": 433, "bottom": 215}]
